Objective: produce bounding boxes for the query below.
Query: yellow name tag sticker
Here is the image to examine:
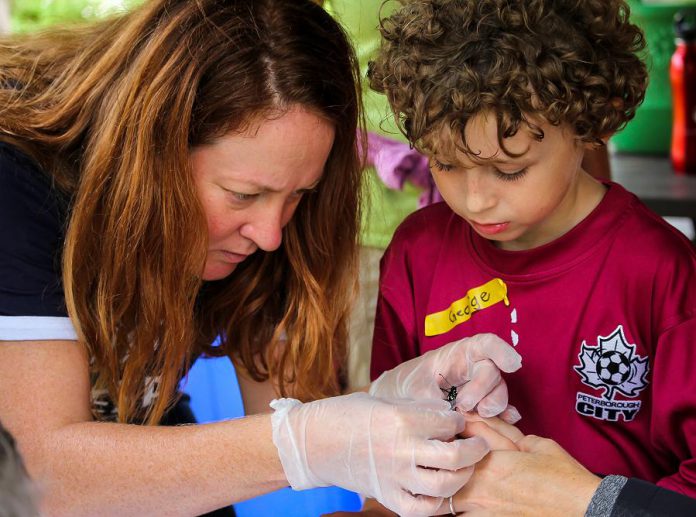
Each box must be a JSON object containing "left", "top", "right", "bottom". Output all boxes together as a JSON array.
[{"left": 424, "top": 278, "right": 509, "bottom": 336}]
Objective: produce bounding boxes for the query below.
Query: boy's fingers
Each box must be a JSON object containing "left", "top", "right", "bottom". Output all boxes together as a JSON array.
[
  {"left": 460, "top": 412, "right": 525, "bottom": 445},
  {"left": 459, "top": 420, "right": 519, "bottom": 451}
]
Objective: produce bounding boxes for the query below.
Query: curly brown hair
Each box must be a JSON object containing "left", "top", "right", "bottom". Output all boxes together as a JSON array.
[{"left": 368, "top": 0, "right": 648, "bottom": 157}]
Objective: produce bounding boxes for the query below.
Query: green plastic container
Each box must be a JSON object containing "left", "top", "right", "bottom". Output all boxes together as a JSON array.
[{"left": 612, "top": 0, "right": 696, "bottom": 154}]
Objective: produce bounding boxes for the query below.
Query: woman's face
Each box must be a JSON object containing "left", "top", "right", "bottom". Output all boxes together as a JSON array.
[{"left": 191, "top": 106, "right": 335, "bottom": 281}]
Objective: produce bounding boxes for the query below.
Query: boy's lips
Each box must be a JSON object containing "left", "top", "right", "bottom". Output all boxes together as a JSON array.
[{"left": 470, "top": 221, "right": 510, "bottom": 235}]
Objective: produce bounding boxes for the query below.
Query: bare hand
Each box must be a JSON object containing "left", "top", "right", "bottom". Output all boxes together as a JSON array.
[
  {"left": 439, "top": 434, "right": 601, "bottom": 516},
  {"left": 458, "top": 412, "right": 524, "bottom": 450}
]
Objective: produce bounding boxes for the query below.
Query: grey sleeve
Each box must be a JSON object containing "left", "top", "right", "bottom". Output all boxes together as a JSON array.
[{"left": 584, "top": 475, "right": 628, "bottom": 517}]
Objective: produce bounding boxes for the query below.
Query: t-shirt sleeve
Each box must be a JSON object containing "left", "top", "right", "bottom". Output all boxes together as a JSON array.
[
  {"left": 370, "top": 223, "right": 421, "bottom": 381},
  {"left": 0, "top": 143, "right": 76, "bottom": 340},
  {"left": 651, "top": 316, "right": 696, "bottom": 497},
  {"left": 645, "top": 235, "right": 696, "bottom": 497}
]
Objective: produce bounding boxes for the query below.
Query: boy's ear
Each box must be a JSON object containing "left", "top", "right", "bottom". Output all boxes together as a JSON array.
[
  {"left": 582, "top": 133, "right": 614, "bottom": 151},
  {"left": 595, "top": 131, "right": 615, "bottom": 147}
]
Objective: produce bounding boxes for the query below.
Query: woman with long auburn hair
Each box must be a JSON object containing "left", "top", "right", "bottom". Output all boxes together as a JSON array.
[{"left": 0, "top": 0, "right": 521, "bottom": 514}]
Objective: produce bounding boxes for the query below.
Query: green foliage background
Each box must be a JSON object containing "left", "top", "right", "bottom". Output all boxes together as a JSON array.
[{"left": 11, "top": 0, "right": 143, "bottom": 33}]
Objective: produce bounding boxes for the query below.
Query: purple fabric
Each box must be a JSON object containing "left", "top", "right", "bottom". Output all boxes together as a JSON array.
[{"left": 365, "top": 132, "right": 442, "bottom": 208}]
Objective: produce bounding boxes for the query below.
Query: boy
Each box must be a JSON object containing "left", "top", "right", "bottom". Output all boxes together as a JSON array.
[{"left": 367, "top": 0, "right": 696, "bottom": 513}]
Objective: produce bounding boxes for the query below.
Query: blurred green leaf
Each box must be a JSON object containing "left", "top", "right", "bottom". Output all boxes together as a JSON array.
[{"left": 11, "top": 0, "right": 144, "bottom": 33}]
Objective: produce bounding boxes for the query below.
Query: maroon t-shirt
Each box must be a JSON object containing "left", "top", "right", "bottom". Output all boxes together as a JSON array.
[{"left": 371, "top": 182, "right": 696, "bottom": 496}]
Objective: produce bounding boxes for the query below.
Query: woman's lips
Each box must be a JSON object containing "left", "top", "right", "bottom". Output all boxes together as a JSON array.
[
  {"left": 219, "top": 250, "right": 249, "bottom": 263},
  {"left": 471, "top": 221, "right": 510, "bottom": 235}
]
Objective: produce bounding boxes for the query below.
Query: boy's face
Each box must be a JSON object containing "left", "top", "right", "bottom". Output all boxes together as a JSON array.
[{"left": 429, "top": 112, "right": 603, "bottom": 251}]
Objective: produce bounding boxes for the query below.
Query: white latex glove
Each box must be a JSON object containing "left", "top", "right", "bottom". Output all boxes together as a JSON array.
[
  {"left": 271, "top": 392, "right": 488, "bottom": 517},
  {"left": 369, "top": 333, "right": 522, "bottom": 422}
]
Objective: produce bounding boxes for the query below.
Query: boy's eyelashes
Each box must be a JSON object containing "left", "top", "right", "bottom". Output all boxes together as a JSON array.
[
  {"left": 429, "top": 159, "right": 529, "bottom": 181},
  {"left": 494, "top": 166, "right": 528, "bottom": 182},
  {"left": 430, "top": 159, "right": 454, "bottom": 172}
]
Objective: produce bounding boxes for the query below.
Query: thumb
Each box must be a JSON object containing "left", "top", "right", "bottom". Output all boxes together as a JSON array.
[{"left": 463, "top": 333, "right": 522, "bottom": 373}]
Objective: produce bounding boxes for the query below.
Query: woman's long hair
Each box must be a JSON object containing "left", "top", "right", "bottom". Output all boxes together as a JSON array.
[{"left": 0, "top": 0, "right": 363, "bottom": 424}]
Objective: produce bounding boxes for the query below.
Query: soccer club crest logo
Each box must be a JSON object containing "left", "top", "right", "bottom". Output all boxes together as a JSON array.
[{"left": 574, "top": 325, "right": 649, "bottom": 422}]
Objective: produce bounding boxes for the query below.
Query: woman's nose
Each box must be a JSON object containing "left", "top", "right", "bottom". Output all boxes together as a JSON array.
[{"left": 239, "top": 204, "right": 285, "bottom": 252}]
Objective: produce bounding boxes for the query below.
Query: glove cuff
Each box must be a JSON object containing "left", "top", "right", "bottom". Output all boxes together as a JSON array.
[
  {"left": 269, "top": 398, "right": 326, "bottom": 490},
  {"left": 367, "top": 372, "right": 386, "bottom": 397}
]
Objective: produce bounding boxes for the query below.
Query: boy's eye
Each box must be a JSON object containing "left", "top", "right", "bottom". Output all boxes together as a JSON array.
[
  {"left": 431, "top": 159, "right": 454, "bottom": 172},
  {"left": 494, "top": 166, "right": 528, "bottom": 182}
]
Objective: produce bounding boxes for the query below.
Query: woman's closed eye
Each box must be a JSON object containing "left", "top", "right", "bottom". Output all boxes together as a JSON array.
[{"left": 224, "top": 188, "right": 259, "bottom": 203}]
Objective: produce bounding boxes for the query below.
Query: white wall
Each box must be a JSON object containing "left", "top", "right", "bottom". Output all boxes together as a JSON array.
[{"left": 0, "top": 0, "right": 10, "bottom": 34}]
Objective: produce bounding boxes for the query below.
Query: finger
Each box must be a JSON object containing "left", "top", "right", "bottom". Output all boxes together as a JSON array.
[
  {"left": 459, "top": 420, "right": 518, "bottom": 451},
  {"left": 459, "top": 510, "right": 494, "bottom": 517},
  {"left": 433, "top": 496, "right": 486, "bottom": 516},
  {"left": 406, "top": 405, "right": 466, "bottom": 440},
  {"left": 454, "top": 360, "right": 502, "bottom": 412},
  {"left": 381, "top": 490, "right": 443, "bottom": 517},
  {"left": 463, "top": 333, "right": 522, "bottom": 373},
  {"left": 407, "top": 467, "right": 474, "bottom": 497},
  {"left": 435, "top": 335, "right": 521, "bottom": 396},
  {"left": 474, "top": 380, "right": 508, "bottom": 418},
  {"left": 461, "top": 412, "right": 525, "bottom": 444},
  {"left": 392, "top": 397, "right": 453, "bottom": 413},
  {"left": 404, "top": 464, "right": 475, "bottom": 499},
  {"left": 390, "top": 492, "right": 443, "bottom": 517},
  {"left": 415, "top": 435, "right": 489, "bottom": 471},
  {"left": 497, "top": 404, "right": 522, "bottom": 424},
  {"left": 516, "top": 434, "right": 554, "bottom": 452},
  {"left": 516, "top": 434, "right": 575, "bottom": 460}
]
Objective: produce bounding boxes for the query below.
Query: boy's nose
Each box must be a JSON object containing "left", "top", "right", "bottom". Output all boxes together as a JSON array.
[{"left": 464, "top": 174, "right": 496, "bottom": 214}]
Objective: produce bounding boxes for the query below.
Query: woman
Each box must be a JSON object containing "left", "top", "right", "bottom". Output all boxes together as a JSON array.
[{"left": 0, "top": 1, "right": 520, "bottom": 515}]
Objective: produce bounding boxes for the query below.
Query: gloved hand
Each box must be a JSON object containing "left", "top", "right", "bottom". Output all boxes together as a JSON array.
[
  {"left": 271, "top": 392, "right": 489, "bottom": 517},
  {"left": 369, "top": 333, "right": 522, "bottom": 422}
]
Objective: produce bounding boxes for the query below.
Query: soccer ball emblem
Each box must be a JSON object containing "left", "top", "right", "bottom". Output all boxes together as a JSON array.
[{"left": 596, "top": 351, "right": 631, "bottom": 385}]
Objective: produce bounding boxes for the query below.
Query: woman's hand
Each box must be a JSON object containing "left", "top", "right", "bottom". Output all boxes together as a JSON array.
[
  {"left": 369, "top": 334, "right": 522, "bottom": 421},
  {"left": 441, "top": 431, "right": 601, "bottom": 516},
  {"left": 271, "top": 393, "right": 490, "bottom": 517}
]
